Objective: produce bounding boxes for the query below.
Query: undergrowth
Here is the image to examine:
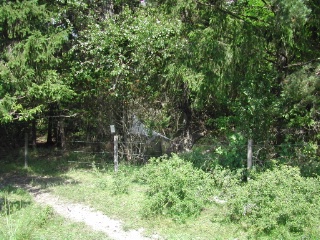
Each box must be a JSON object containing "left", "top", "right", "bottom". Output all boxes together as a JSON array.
[
  {"left": 2, "top": 148, "right": 320, "bottom": 239},
  {"left": 226, "top": 166, "right": 320, "bottom": 238},
  {"left": 139, "top": 154, "right": 215, "bottom": 222}
]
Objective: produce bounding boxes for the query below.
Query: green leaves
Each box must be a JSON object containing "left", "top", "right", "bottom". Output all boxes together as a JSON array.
[
  {"left": 140, "top": 154, "right": 214, "bottom": 221},
  {"left": 227, "top": 166, "right": 320, "bottom": 237},
  {"left": 280, "top": 63, "right": 320, "bottom": 142},
  {"left": 28, "top": 70, "right": 75, "bottom": 102},
  {"left": 0, "top": 0, "right": 48, "bottom": 40},
  {"left": 0, "top": 94, "right": 43, "bottom": 123},
  {"left": 0, "top": 1, "right": 74, "bottom": 123}
]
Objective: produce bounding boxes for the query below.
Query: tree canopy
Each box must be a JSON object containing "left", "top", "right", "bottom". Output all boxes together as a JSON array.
[{"left": 0, "top": 0, "right": 319, "bottom": 168}]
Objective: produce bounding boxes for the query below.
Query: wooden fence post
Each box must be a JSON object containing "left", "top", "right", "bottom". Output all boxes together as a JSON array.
[
  {"left": 114, "top": 135, "right": 118, "bottom": 172},
  {"left": 24, "top": 133, "right": 28, "bottom": 168},
  {"left": 247, "top": 139, "right": 253, "bottom": 170}
]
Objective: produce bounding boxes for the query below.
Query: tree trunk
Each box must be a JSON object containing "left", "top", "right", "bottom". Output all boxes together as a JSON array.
[
  {"left": 180, "top": 86, "right": 193, "bottom": 151},
  {"left": 47, "top": 105, "right": 54, "bottom": 145},
  {"left": 32, "top": 119, "right": 37, "bottom": 148},
  {"left": 57, "top": 119, "right": 66, "bottom": 150},
  {"left": 122, "top": 104, "right": 132, "bottom": 162}
]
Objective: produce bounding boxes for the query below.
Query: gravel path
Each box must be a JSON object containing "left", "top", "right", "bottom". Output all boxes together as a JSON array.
[
  {"left": 1, "top": 174, "right": 161, "bottom": 240},
  {"left": 31, "top": 190, "right": 156, "bottom": 240}
]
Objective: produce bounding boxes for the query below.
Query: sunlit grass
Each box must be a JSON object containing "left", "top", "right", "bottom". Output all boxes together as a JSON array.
[
  {"left": 7, "top": 150, "right": 318, "bottom": 239},
  {"left": 0, "top": 185, "right": 111, "bottom": 240},
  {"left": 49, "top": 164, "right": 248, "bottom": 239}
]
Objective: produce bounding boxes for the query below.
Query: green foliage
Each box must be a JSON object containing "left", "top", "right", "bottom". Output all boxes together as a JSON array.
[
  {"left": 214, "top": 133, "right": 247, "bottom": 169},
  {"left": 139, "top": 154, "right": 214, "bottom": 222},
  {"left": 180, "top": 134, "right": 248, "bottom": 172},
  {"left": 226, "top": 166, "right": 320, "bottom": 238},
  {"left": 0, "top": 0, "right": 48, "bottom": 40},
  {"left": 0, "top": 0, "right": 319, "bottom": 171},
  {"left": 0, "top": 184, "right": 109, "bottom": 240},
  {"left": 0, "top": 0, "right": 74, "bottom": 123},
  {"left": 281, "top": 64, "right": 320, "bottom": 141},
  {"left": 178, "top": 147, "right": 218, "bottom": 171},
  {"left": 211, "top": 165, "right": 243, "bottom": 191},
  {"left": 111, "top": 170, "right": 130, "bottom": 195},
  {"left": 277, "top": 141, "right": 320, "bottom": 177}
]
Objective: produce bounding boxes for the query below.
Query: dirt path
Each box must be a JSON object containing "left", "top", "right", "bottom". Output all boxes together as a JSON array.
[
  {"left": 31, "top": 189, "right": 158, "bottom": 240},
  {"left": 1, "top": 174, "right": 161, "bottom": 240}
]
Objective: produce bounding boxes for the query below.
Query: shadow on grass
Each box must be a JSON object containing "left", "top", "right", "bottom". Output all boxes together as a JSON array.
[
  {"left": 0, "top": 173, "right": 80, "bottom": 191},
  {"left": 0, "top": 147, "right": 115, "bottom": 197},
  {"left": 0, "top": 147, "right": 113, "bottom": 176}
]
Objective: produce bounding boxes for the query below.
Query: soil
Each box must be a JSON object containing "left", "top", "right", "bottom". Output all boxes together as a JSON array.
[{"left": 0, "top": 173, "right": 161, "bottom": 240}]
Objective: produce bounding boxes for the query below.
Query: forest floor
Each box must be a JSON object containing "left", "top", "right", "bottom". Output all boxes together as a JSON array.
[{"left": 1, "top": 173, "right": 162, "bottom": 240}]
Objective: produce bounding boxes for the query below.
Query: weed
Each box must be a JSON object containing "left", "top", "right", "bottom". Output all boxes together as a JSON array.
[{"left": 111, "top": 170, "right": 130, "bottom": 195}]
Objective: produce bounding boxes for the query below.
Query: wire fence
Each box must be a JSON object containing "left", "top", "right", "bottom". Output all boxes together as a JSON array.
[
  {"left": 194, "top": 141, "right": 319, "bottom": 170},
  {"left": 0, "top": 138, "right": 318, "bottom": 170}
]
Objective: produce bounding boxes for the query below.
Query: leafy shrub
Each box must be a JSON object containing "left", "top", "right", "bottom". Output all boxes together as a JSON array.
[
  {"left": 140, "top": 154, "right": 215, "bottom": 222},
  {"left": 277, "top": 141, "right": 320, "bottom": 177},
  {"left": 179, "top": 147, "right": 218, "bottom": 171},
  {"left": 210, "top": 165, "right": 243, "bottom": 190},
  {"left": 214, "top": 133, "right": 246, "bottom": 169},
  {"left": 226, "top": 166, "right": 320, "bottom": 237}
]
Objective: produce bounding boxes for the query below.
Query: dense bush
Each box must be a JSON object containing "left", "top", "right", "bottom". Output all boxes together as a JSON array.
[
  {"left": 139, "top": 154, "right": 215, "bottom": 222},
  {"left": 179, "top": 133, "right": 247, "bottom": 171},
  {"left": 278, "top": 142, "right": 320, "bottom": 177},
  {"left": 210, "top": 165, "right": 243, "bottom": 190},
  {"left": 226, "top": 166, "right": 320, "bottom": 238},
  {"left": 178, "top": 147, "right": 218, "bottom": 171}
]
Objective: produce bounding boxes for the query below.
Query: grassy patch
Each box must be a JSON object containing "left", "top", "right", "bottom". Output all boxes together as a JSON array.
[
  {"left": 0, "top": 186, "right": 111, "bottom": 240},
  {"left": 2, "top": 150, "right": 320, "bottom": 239},
  {"left": 48, "top": 162, "right": 248, "bottom": 239}
]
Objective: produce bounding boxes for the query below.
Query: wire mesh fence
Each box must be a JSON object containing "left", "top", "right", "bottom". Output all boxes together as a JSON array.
[{"left": 1, "top": 138, "right": 319, "bottom": 172}]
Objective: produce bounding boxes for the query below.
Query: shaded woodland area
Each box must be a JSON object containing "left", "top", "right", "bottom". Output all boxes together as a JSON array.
[{"left": 0, "top": 0, "right": 319, "bottom": 171}]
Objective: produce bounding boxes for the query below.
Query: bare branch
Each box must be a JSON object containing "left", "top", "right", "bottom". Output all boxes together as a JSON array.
[
  {"left": 283, "top": 58, "right": 320, "bottom": 69},
  {"left": 44, "top": 113, "right": 78, "bottom": 118},
  {"left": 194, "top": 0, "right": 244, "bottom": 21}
]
